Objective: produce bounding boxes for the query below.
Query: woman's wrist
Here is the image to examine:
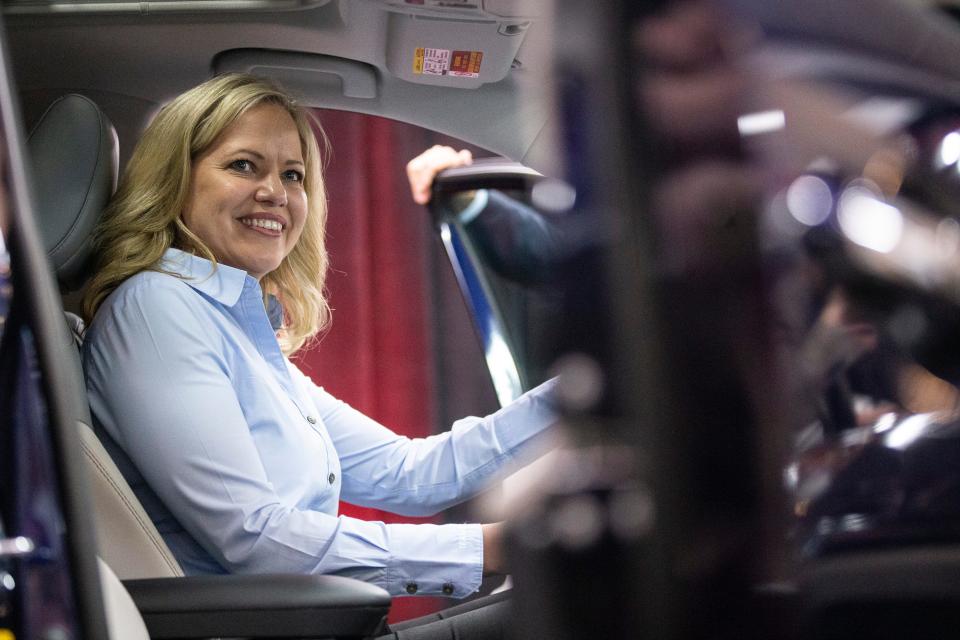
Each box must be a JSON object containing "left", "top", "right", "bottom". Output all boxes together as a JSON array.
[{"left": 481, "top": 522, "right": 505, "bottom": 576}]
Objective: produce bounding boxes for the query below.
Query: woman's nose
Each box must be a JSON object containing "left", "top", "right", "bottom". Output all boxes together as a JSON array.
[{"left": 255, "top": 173, "right": 287, "bottom": 206}]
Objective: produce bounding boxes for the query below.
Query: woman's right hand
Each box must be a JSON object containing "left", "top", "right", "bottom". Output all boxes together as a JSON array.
[{"left": 405, "top": 145, "right": 473, "bottom": 205}]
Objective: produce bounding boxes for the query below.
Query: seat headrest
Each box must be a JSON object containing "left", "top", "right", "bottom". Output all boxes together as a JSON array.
[{"left": 28, "top": 94, "right": 118, "bottom": 292}]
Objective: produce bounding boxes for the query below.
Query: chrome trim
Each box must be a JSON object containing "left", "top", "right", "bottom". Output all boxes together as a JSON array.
[
  {"left": 4, "top": 0, "right": 328, "bottom": 15},
  {"left": 439, "top": 221, "right": 524, "bottom": 406},
  {"left": 436, "top": 160, "right": 543, "bottom": 182}
]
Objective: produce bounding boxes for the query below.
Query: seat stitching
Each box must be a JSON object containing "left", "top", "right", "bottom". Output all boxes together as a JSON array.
[{"left": 80, "top": 437, "right": 182, "bottom": 576}]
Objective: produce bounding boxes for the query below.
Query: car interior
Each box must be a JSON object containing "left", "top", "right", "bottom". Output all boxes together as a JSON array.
[{"left": 8, "top": 0, "right": 960, "bottom": 639}]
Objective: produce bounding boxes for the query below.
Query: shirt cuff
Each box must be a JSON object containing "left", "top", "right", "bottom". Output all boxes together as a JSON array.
[
  {"left": 383, "top": 522, "right": 483, "bottom": 598},
  {"left": 457, "top": 189, "right": 489, "bottom": 225}
]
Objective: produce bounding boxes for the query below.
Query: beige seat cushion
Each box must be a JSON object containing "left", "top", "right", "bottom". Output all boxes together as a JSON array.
[
  {"left": 98, "top": 557, "right": 151, "bottom": 640},
  {"left": 79, "top": 419, "right": 183, "bottom": 579}
]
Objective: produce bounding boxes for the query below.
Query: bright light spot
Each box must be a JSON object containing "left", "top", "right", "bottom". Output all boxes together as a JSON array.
[
  {"left": 532, "top": 179, "right": 576, "bottom": 214},
  {"left": 785, "top": 175, "right": 833, "bottom": 226},
  {"left": 555, "top": 353, "right": 605, "bottom": 411},
  {"left": 884, "top": 413, "right": 931, "bottom": 450},
  {"left": 550, "top": 495, "right": 604, "bottom": 549},
  {"left": 839, "top": 513, "right": 869, "bottom": 532},
  {"left": 783, "top": 463, "right": 799, "bottom": 490},
  {"left": 843, "top": 97, "right": 922, "bottom": 136},
  {"left": 837, "top": 187, "right": 903, "bottom": 253},
  {"left": 939, "top": 131, "right": 960, "bottom": 167},
  {"left": 872, "top": 412, "right": 898, "bottom": 434},
  {"left": 737, "top": 109, "right": 786, "bottom": 137},
  {"left": 0, "top": 573, "right": 13, "bottom": 591},
  {"left": 486, "top": 332, "right": 523, "bottom": 406},
  {"left": 13, "top": 537, "right": 33, "bottom": 553}
]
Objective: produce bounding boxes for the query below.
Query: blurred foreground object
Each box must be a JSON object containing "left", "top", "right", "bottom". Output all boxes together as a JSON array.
[{"left": 508, "top": 0, "right": 960, "bottom": 638}]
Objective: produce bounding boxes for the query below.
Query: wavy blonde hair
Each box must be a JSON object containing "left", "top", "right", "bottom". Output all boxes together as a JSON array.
[{"left": 83, "top": 73, "right": 330, "bottom": 354}]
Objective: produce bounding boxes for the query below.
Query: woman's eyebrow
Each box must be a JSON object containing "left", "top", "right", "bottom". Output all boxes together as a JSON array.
[
  {"left": 230, "top": 148, "right": 265, "bottom": 160},
  {"left": 230, "top": 148, "right": 303, "bottom": 167}
]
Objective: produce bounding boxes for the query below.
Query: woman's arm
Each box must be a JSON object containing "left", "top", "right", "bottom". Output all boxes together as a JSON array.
[
  {"left": 83, "top": 275, "right": 485, "bottom": 597},
  {"left": 288, "top": 361, "right": 559, "bottom": 516}
]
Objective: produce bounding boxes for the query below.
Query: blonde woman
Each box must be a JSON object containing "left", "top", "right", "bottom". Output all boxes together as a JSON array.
[{"left": 82, "top": 74, "right": 557, "bottom": 639}]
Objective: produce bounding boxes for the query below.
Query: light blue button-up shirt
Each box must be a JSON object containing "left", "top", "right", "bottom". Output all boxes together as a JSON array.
[{"left": 83, "top": 248, "right": 557, "bottom": 597}]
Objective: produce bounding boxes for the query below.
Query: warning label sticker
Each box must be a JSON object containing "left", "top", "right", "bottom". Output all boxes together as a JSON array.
[
  {"left": 414, "top": 47, "right": 451, "bottom": 76},
  {"left": 404, "top": 0, "right": 480, "bottom": 7},
  {"left": 413, "top": 47, "right": 483, "bottom": 78},
  {"left": 449, "top": 50, "right": 483, "bottom": 78}
]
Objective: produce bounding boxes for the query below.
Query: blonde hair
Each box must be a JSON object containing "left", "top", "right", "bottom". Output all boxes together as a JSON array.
[{"left": 83, "top": 73, "right": 330, "bottom": 354}]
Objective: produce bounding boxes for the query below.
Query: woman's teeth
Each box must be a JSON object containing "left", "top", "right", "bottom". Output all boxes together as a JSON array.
[{"left": 242, "top": 218, "right": 282, "bottom": 232}]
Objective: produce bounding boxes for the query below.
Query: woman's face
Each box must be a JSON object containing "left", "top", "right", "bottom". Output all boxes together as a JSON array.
[{"left": 181, "top": 102, "right": 307, "bottom": 280}]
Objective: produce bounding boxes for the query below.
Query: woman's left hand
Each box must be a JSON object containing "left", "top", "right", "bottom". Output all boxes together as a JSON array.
[{"left": 406, "top": 145, "right": 473, "bottom": 205}]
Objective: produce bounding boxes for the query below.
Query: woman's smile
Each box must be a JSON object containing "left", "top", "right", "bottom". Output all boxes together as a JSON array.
[{"left": 239, "top": 214, "right": 287, "bottom": 235}]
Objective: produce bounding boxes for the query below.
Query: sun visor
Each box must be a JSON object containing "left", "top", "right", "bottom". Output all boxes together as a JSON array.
[{"left": 383, "top": 5, "right": 532, "bottom": 89}]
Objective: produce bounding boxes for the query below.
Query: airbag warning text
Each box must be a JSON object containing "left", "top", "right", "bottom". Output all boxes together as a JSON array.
[{"left": 413, "top": 47, "right": 483, "bottom": 78}]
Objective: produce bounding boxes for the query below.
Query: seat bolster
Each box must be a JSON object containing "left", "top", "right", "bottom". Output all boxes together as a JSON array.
[
  {"left": 79, "top": 420, "right": 184, "bottom": 579},
  {"left": 98, "top": 557, "right": 151, "bottom": 640}
]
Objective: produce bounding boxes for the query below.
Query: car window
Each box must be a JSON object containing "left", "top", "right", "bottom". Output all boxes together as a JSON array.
[{"left": 297, "top": 108, "right": 500, "bottom": 427}]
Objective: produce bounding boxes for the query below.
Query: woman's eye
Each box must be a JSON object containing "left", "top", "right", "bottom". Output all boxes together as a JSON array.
[
  {"left": 283, "top": 169, "right": 304, "bottom": 183},
  {"left": 230, "top": 159, "right": 253, "bottom": 172}
]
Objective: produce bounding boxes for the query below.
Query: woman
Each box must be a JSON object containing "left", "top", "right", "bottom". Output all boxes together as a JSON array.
[{"left": 81, "top": 74, "right": 557, "bottom": 637}]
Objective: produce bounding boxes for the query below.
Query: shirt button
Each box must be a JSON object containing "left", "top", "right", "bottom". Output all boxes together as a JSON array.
[
  {"left": 307, "top": 416, "right": 317, "bottom": 424},
  {"left": 405, "top": 582, "right": 418, "bottom": 595},
  {"left": 442, "top": 583, "right": 454, "bottom": 596},
  {"left": 328, "top": 472, "right": 336, "bottom": 484}
]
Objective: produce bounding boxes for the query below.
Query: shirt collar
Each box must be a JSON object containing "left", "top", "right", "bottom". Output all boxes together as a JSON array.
[{"left": 159, "top": 248, "right": 253, "bottom": 307}]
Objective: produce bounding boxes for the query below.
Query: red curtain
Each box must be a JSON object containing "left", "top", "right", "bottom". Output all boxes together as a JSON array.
[
  {"left": 294, "top": 111, "right": 500, "bottom": 621},
  {"left": 294, "top": 111, "right": 442, "bottom": 621}
]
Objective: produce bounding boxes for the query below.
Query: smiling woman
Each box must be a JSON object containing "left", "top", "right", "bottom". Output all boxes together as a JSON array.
[{"left": 78, "top": 73, "right": 559, "bottom": 640}]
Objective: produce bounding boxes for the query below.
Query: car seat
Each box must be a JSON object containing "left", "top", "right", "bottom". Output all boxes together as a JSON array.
[{"left": 27, "top": 92, "right": 184, "bottom": 581}]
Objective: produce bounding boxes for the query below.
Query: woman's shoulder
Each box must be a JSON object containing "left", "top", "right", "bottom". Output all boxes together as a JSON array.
[
  {"left": 92, "top": 270, "right": 200, "bottom": 327},
  {"left": 115, "top": 268, "right": 194, "bottom": 301}
]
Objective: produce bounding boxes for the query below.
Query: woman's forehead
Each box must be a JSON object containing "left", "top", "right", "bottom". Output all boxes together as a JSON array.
[{"left": 207, "top": 103, "right": 304, "bottom": 158}]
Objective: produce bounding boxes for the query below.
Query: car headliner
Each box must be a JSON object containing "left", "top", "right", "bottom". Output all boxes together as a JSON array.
[
  {"left": 4, "top": 0, "right": 556, "bottom": 170},
  {"left": 8, "top": 0, "right": 960, "bottom": 173}
]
